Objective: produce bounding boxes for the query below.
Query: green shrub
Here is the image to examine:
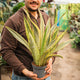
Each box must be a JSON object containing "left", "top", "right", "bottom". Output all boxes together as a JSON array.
[
  {"left": 70, "top": 30, "right": 80, "bottom": 48},
  {"left": 12, "top": 2, "right": 25, "bottom": 13}
]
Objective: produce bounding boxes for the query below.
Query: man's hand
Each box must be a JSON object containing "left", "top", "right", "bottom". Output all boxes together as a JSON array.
[
  {"left": 22, "top": 68, "right": 39, "bottom": 80},
  {"left": 45, "top": 58, "right": 53, "bottom": 75},
  {"left": 22, "top": 58, "right": 53, "bottom": 80},
  {"left": 38, "top": 58, "right": 53, "bottom": 80},
  {"left": 22, "top": 68, "right": 47, "bottom": 80}
]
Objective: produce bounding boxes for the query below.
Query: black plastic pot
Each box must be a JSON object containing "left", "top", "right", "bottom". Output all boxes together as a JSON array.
[{"left": 32, "top": 63, "right": 47, "bottom": 78}]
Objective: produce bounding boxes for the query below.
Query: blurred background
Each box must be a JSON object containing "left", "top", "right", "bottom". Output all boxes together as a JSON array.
[{"left": 0, "top": 0, "right": 80, "bottom": 80}]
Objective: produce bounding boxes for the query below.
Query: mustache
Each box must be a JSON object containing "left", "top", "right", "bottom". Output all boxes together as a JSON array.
[{"left": 30, "top": 1, "right": 38, "bottom": 5}]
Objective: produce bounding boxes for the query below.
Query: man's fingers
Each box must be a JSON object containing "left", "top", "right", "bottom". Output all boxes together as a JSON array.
[
  {"left": 28, "top": 72, "right": 37, "bottom": 78},
  {"left": 45, "top": 66, "right": 52, "bottom": 75},
  {"left": 39, "top": 74, "right": 50, "bottom": 80},
  {"left": 45, "top": 66, "right": 50, "bottom": 71},
  {"left": 46, "top": 69, "right": 52, "bottom": 74},
  {"left": 32, "top": 73, "right": 37, "bottom": 77},
  {"left": 31, "top": 76, "right": 38, "bottom": 80}
]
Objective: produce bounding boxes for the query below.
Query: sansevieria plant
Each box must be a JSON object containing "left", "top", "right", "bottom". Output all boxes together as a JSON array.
[{"left": 6, "top": 9, "right": 74, "bottom": 66}]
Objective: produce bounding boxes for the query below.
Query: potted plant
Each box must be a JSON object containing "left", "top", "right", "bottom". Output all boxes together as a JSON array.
[{"left": 6, "top": 9, "right": 74, "bottom": 78}]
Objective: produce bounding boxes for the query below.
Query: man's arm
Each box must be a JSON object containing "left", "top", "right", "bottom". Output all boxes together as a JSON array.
[{"left": 1, "top": 19, "right": 26, "bottom": 75}]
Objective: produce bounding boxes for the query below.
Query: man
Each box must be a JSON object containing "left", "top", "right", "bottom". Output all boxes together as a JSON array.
[{"left": 1, "top": 0, "right": 55, "bottom": 80}]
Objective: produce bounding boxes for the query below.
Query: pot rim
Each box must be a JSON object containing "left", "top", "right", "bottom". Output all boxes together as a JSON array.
[{"left": 32, "top": 62, "right": 47, "bottom": 68}]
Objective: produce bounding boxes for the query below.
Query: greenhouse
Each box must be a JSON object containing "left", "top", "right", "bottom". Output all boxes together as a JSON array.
[{"left": 0, "top": 0, "right": 80, "bottom": 80}]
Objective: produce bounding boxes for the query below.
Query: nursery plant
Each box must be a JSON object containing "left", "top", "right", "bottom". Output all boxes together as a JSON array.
[
  {"left": 0, "top": 56, "right": 7, "bottom": 66},
  {"left": 69, "top": 14, "right": 80, "bottom": 48},
  {"left": 70, "top": 28, "right": 80, "bottom": 48},
  {"left": 12, "top": 2, "right": 25, "bottom": 13},
  {"left": 6, "top": 9, "right": 74, "bottom": 77}
]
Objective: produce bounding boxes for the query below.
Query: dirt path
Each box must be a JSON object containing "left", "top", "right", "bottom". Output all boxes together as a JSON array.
[{"left": 51, "top": 33, "right": 80, "bottom": 80}]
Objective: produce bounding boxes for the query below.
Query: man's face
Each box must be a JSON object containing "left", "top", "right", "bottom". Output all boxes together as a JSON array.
[{"left": 25, "top": 0, "right": 42, "bottom": 12}]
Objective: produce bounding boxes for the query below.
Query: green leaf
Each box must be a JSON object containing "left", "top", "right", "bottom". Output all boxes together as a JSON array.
[
  {"left": 23, "top": 9, "right": 40, "bottom": 33},
  {"left": 23, "top": 9, "right": 40, "bottom": 48},
  {"left": 45, "top": 28, "right": 68, "bottom": 53},
  {"left": 39, "top": 9, "right": 45, "bottom": 40},
  {"left": 50, "top": 12, "right": 66, "bottom": 36},
  {"left": 31, "top": 22, "right": 40, "bottom": 49},
  {"left": 43, "top": 54, "right": 63, "bottom": 66},
  {"left": 51, "top": 27, "right": 58, "bottom": 40},
  {"left": 45, "top": 53, "right": 63, "bottom": 60},
  {"left": 52, "top": 39, "right": 74, "bottom": 53},
  {"left": 40, "top": 18, "right": 51, "bottom": 55},
  {"left": 6, "top": 26, "right": 31, "bottom": 52},
  {"left": 24, "top": 17, "right": 31, "bottom": 41},
  {"left": 29, "top": 33, "right": 40, "bottom": 65},
  {"left": 50, "top": 23, "right": 57, "bottom": 36}
]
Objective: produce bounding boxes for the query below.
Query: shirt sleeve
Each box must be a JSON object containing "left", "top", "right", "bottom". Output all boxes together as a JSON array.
[{"left": 0, "top": 18, "right": 26, "bottom": 75}]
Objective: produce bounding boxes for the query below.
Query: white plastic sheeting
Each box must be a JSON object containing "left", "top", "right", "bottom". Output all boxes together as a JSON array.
[{"left": 54, "top": 0, "right": 80, "bottom": 3}]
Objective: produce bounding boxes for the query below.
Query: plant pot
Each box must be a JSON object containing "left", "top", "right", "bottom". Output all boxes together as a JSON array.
[{"left": 32, "top": 63, "right": 47, "bottom": 78}]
